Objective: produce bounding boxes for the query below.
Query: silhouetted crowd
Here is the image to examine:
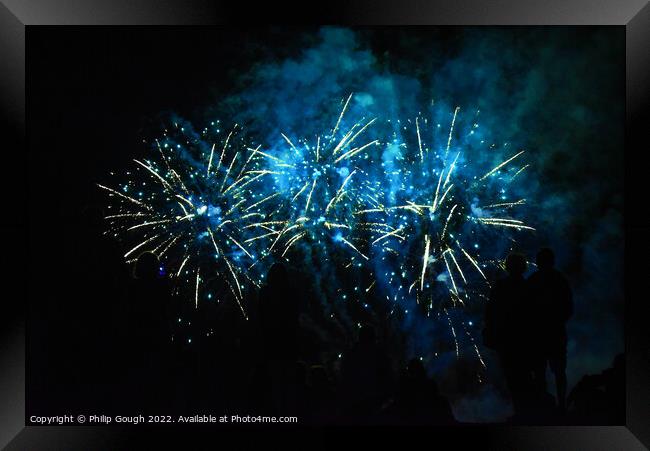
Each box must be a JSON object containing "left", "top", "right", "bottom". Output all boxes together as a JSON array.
[
  {"left": 113, "top": 256, "right": 456, "bottom": 424},
  {"left": 72, "top": 209, "right": 623, "bottom": 425}
]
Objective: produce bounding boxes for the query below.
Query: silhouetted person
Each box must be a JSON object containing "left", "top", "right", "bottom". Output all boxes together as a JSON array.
[
  {"left": 340, "top": 324, "right": 392, "bottom": 420},
  {"left": 383, "top": 359, "right": 456, "bottom": 425},
  {"left": 127, "top": 251, "right": 174, "bottom": 411},
  {"left": 259, "top": 263, "right": 299, "bottom": 359},
  {"left": 484, "top": 253, "right": 533, "bottom": 417},
  {"left": 256, "top": 262, "right": 299, "bottom": 414},
  {"left": 528, "top": 248, "right": 573, "bottom": 411},
  {"left": 306, "top": 365, "right": 337, "bottom": 423},
  {"left": 567, "top": 353, "right": 624, "bottom": 423}
]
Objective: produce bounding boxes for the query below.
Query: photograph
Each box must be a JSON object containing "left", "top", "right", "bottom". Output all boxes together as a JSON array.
[{"left": 26, "top": 25, "right": 625, "bottom": 427}]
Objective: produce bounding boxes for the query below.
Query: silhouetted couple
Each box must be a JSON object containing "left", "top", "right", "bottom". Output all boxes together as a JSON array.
[{"left": 484, "top": 248, "right": 573, "bottom": 419}]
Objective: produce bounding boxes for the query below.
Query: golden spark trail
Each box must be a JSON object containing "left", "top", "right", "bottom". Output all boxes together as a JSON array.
[
  {"left": 219, "top": 151, "right": 239, "bottom": 192},
  {"left": 244, "top": 192, "right": 279, "bottom": 212},
  {"left": 176, "top": 254, "right": 190, "bottom": 277},
  {"left": 227, "top": 234, "right": 253, "bottom": 259},
  {"left": 431, "top": 168, "right": 445, "bottom": 212},
  {"left": 157, "top": 235, "right": 180, "bottom": 258},
  {"left": 324, "top": 222, "right": 350, "bottom": 229},
  {"left": 372, "top": 226, "right": 405, "bottom": 245},
  {"left": 224, "top": 172, "right": 265, "bottom": 194},
  {"left": 340, "top": 237, "right": 369, "bottom": 260},
  {"left": 304, "top": 178, "right": 317, "bottom": 214},
  {"left": 333, "top": 139, "right": 379, "bottom": 163},
  {"left": 480, "top": 150, "right": 525, "bottom": 181},
  {"left": 175, "top": 194, "right": 194, "bottom": 207},
  {"left": 474, "top": 344, "right": 486, "bottom": 368},
  {"left": 206, "top": 143, "right": 216, "bottom": 175},
  {"left": 326, "top": 170, "right": 356, "bottom": 213},
  {"left": 97, "top": 184, "right": 149, "bottom": 208},
  {"left": 248, "top": 147, "right": 282, "bottom": 162},
  {"left": 195, "top": 268, "right": 200, "bottom": 308},
  {"left": 440, "top": 204, "right": 458, "bottom": 241},
  {"left": 443, "top": 152, "right": 460, "bottom": 188},
  {"left": 332, "top": 118, "right": 376, "bottom": 155},
  {"left": 442, "top": 251, "right": 459, "bottom": 296},
  {"left": 207, "top": 227, "right": 220, "bottom": 256},
  {"left": 281, "top": 133, "right": 301, "bottom": 155},
  {"left": 244, "top": 230, "right": 280, "bottom": 243},
  {"left": 437, "top": 183, "right": 454, "bottom": 209},
  {"left": 170, "top": 168, "right": 190, "bottom": 195},
  {"left": 480, "top": 221, "right": 536, "bottom": 231},
  {"left": 483, "top": 199, "right": 526, "bottom": 209},
  {"left": 420, "top": 235, "right": 431, "bottom": 291},
  {"left": 477, "top": 217, "right": 535, "bottom": 230},
  {"left": 224, "top": 199, "right": 245, "bottom": 216},
  {"left": 104, "top": 212, "right": 149, "bottom": 219},
  {"left": 331, "top": 92, "right": 353, "bottom": 138},
  {"left": 269, "top": 224, "right": 299, "bottom": 252},
  {"left": 133, "top": 159, "right": 173, "bottom": 191},
  {"left": 215, "top": 127, "right": 236, "bottom": 173},
  {"left": 416, "top": 116, "right": 423, "bottom": 162},
  {"left": 124, "top": 234, "right": 161, "bottom": 258},
  {"left": 282, "top": 232, "right": 307, "bottom": 257},
  {"left": 448, "top": 249, "right": 467, "bottom": 284},
  {"left": 445, "top": 106, "right": 460, "bottom": 159},
  {"left": 511, "top": 164, "right": 530, "bottom": 181},
  {"left": 243, "top": 220, "right": 284, "bottom": 229},
  {"left": 214, "top": 219, "right": 233, "bottom": 230},
  {"left": 127, "top": 219, "right": 172, "bottom": 231},
  {"left": 222, "top": 256, "right": 243, "bottom": 299},
  {"left": 234, "top": 145, "right": 261, "bottom": 181},
  {"left": 459, "top": 245, "right": 489, "bottom": 283},
  {"left": 292, "top": 181, "right": 310, "bottom": 202},
  {"left": 152, "top": 235, "right": 175, "bottom": 255}
]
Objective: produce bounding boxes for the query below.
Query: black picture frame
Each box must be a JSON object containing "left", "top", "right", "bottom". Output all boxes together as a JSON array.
[{"left": 1, "top": 1, "right": 648, "bottom": 448}]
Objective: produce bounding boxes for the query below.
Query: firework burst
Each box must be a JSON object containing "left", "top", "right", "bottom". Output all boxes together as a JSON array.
[
  {"left": 98, "top": 98, "right": 535, "bottom": 364},
  {"left": 100, "top": 119, "right": 275, "bottom": 318},
  {"left": 364, "top": 104, "right": 535, "bottom": 361},
  {"left": 257, "top": 94, "right": 382, "bottom": 264}
]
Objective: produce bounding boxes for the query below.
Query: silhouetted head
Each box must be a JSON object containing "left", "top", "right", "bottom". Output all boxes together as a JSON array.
[
  {"left": 407, "top": 358, "right": 426, "bottom": 381},
  {"left": 505, "top": 253, "right": 527, "bottom": 277},
  {"left": 536, "top": 247, "right": 555, "bottom": 270},
  {"left": 358, "top": 324, "right": 376, "bottom": 345},
  {"left": 266, "top": 262, "right": 289, "bottom": 287},
  {"left": 134, "top": 251, "right": 160, "bottom": 280}
]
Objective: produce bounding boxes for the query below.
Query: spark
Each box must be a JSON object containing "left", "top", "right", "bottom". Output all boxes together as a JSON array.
[
  {"left": 480, "top": 150, "right": 525, "bottom": 181},
  {"left": 416, "top": 116, "right": 423, "bottom": 162},
  {"left": 176, "top": 255, "right": 190, "bottom": 277},
  {"left": 420, "top": 235, "right": 431, "bottom": 291},
  {"left": 124, "top": 234, "right": 161, "bottom": 258},
  {"left": 127, "top": 219, "right": 172, "bottom": 231},
  {"left": 195, "top": 268, "right": 200, "bottom": 308},
  {"left": 340, "top": 237, "right": 369, "bottom": 260},
  {"left": 332, "top": 92, "right": 353, "bottom": 137},
  {"left": 97, "top": 183, "right": 149, "bottom": 208}
]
